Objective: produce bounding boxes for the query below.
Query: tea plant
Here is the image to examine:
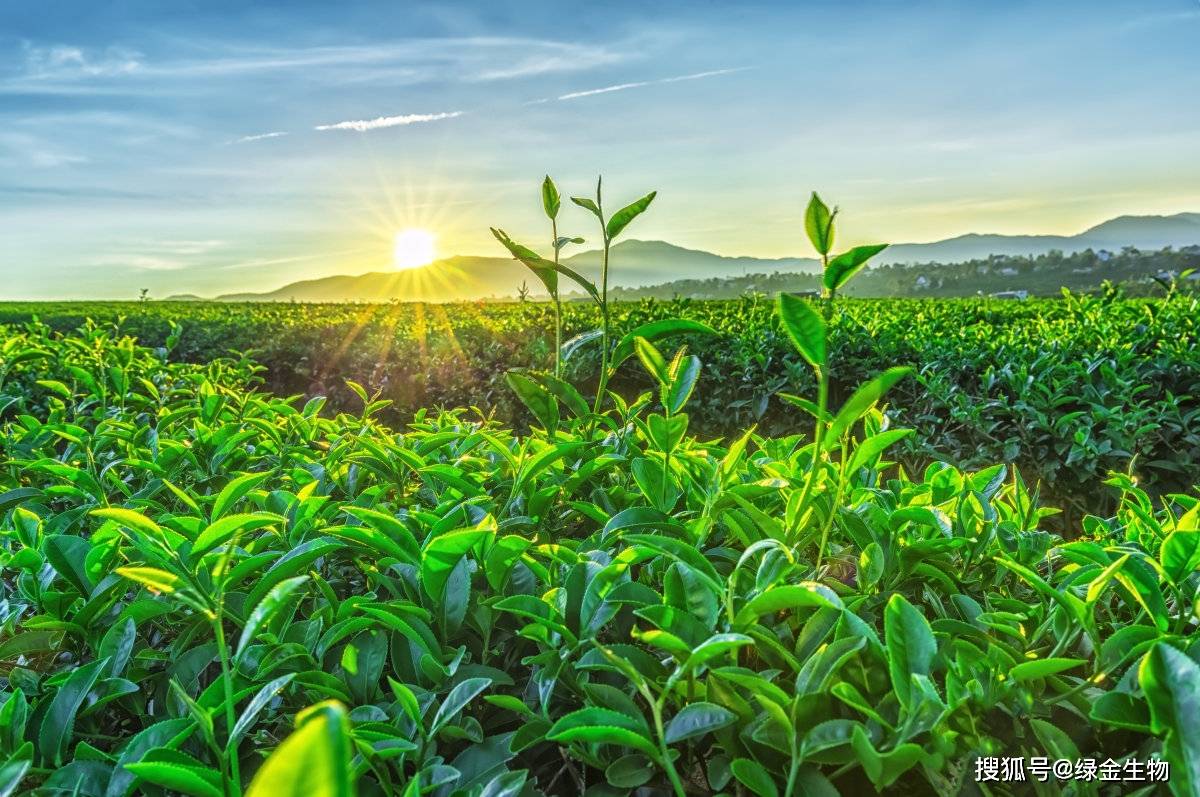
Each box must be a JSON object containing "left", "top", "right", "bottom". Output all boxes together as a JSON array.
[
  {"left": 0, "top": 193, "right": 1197, "bottom": 797},
  {"left": 492, "top": 176, "right": 716, "bottom": 421},
  {"left": 3, "top": 290, "right": 1196, "bottom": 516}
]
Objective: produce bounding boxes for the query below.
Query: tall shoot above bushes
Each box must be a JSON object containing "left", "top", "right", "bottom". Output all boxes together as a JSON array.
[
  {"left": 493, "top": 177, "right": 712, "bottom": 424},
  {"left": 778, "top": 193, "right": 909, "bottom": 567}
]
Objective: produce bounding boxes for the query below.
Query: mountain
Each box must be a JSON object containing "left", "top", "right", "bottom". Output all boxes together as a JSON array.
[
  {"left": 560, "top": 240, "right": 819, "bottom": 283},
  {"left": 197, "top": 213, "right": 1200, "bottom": 302},
  {"left": 215, "top": 256, "right": 528, "bottom": 303},
  {"left": 875, "top": 212, "right": 1200, "bottom": 265},
  {"left": 208, "top": 242, "right": 819, "bottom": 303}
]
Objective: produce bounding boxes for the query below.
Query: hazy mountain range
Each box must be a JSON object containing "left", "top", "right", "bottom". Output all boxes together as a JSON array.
[{"left": 182, "top": 212, "right": 1200, "bottom": 302}]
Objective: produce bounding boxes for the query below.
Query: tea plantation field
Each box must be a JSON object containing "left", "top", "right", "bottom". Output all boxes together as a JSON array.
[
  {"left": 2, "top": 192, "right": 1198, "bottom": 796},
  {"left": 2, "top": 289, "right": 1198, "bottom": 519}
]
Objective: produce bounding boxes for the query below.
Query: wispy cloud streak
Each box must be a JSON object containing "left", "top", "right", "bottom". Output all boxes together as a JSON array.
[
  {"left": 234, "top": 131, "right": 288, "bottom": 143},
  {"left": 314, "top": 111, "right": 463, "bottom": 132},
  {"left": 552, "top": 66, "right": 749, "bottom": 101}
]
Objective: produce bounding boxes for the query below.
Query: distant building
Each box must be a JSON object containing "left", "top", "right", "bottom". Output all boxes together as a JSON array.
[
  {"left": 991, "top": 290, "right": 1029, "bottom": 300},
  {"left": 998, "top": 267, "right": 1019, "bottom": 277},
  {"left": 915, "top": 275, "right": 929, "bottom": 289}
]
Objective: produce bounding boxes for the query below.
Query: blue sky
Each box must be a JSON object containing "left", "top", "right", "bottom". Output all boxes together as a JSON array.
[{"left": 1, "top": 0, "right": 1198, "bottom": 299}]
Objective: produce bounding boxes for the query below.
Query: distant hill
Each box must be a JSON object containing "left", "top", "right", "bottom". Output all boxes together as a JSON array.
[
  {"left": 560, "top": 240, "right": 819, "bottom": 283},
  {"left": 214, "top": 256, "right": 526, "bottom": 303},
  {"left": 191, "top": 212, "right": 1200, "bottom": 302},
  {"left": 876, "top": 213, "right": 1200, "bottom": 265}
]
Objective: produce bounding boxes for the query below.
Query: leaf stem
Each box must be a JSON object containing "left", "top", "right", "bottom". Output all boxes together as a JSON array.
[{"left": 212, "top": 611, "right": 242, "bottom": 796}]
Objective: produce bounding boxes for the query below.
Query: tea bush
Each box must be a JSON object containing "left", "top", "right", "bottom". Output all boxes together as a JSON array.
[
  {"left": 1, "top": 290, "right": 1196, "bottom": 519},
  {"left": 1, "top": 194, "right": 1198, "bottom": 796}
]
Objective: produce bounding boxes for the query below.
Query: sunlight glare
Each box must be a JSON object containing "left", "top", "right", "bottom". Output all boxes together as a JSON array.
[{"left": 393, "top": 228, "right": 436, "bottom": 270}]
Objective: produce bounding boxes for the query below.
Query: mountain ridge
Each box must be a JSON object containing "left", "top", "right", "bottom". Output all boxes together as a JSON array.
[{"left": 176, "top": 212, "right": 1200, "bottom": 302}]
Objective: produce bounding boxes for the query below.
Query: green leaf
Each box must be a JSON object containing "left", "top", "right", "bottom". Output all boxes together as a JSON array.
[
  {"left": 1090, "top": 691, "right": 1151, "bottom": 732},
  {"left": 38, "top": 657, "right": 109, "bottom": 767},
  {"left": 211, "top": 472, "right": 271, "bottom": 521},
  {"left": 115, "top": 566, "right": 179, "bottom": 594},
  {"left": 995, "top": 556, "right": 1088, "bottom": 627},
  {"left": 664, "top": 702, "right": 736, "bottom": 744},
  {"left": 777, "top": 293, "right": 825, "bottom": 369},
  {"left": 228, "top": 676, "right": 295, "bottom": 753},
  {"left": 730, "top": 757, "right": 779, "bottom": 797},
  {"left": 823, "top": 244, "right": 887, "bottom": 291},
  {"left": 235, "top": 576, "right": 309, "bottom": 662},
  {"left": 1161, "top": 530, "right": 1200, "bottom": 586},
  {"left": 506, "top": 371, "right": 559, "bottom": 431},
  {"left": 0, "top": 754, "right": 30, "bottom": 797},
  {"left": 43, "top": 535, "right": 95, "bottom": 597},
  {"left": 562, "top": 329, "right": 603, "bottom": 361},
  {"left": 610, "top": 319, "right": 717, "bottom": 368},
  {"left": 123, "top": 757, "right": 223, "bottom": 797},
  {"left": 430, "top": 677, "right": 492, "bottom": 735},
  {"left": 825, "top": 367, "right": 913, "bottom": 448},
  {"left": 606, "top": 754, "right": 654, "bottom": 788},
  {"left": 542, "top": 175, "right": 561, "bottom": 220},
  {"left": 571, "top": 195, "right": 602, "bottom": 219},
  {"left": 633, "top": 337, "right": 669, "bottom": 383},
  {"left": 1112, "top": 555, "right": 1170, "bottom": 632},
  {"left": 848, "top": 428, "right": 914, "bottom": 472},
  {"left": 90, "top": 508, "right": 164, "bottom": 543},
  {"left": 0, "top": 690, "right": 28, "bottom": 754},
  {"left": 682, "top": 633, "right": 754, "bottom": 674},
  {"left": 246, "top": 701, "right": 354, "bottom": 797},
  {"left": 1009, "top": 657, "right": 1086, "bottom": 682},
  {"left": 1140, "top": 643, "right": 1200, "bottom": 797},
  {"left": 665, "top": 354, "right": 701, "bottom": 414},
  {"left": 548, "top": 261, "right": 601, "bottom": 305},
  {"left": 883, "top": 594, "right": 935, "bottom": 711},
  {"left": 546, "top": 708, "right": 659, "bottom": 760},
  {"left": 605, "top": 191, "right": 656, "bottom": 240},
  {"left": 804, "top": 192, "right": 836, "bottom": 255},
  {"left": 421, "top": 525, "right": 492, "bottom": 602},
  {"left": 479, "top": 771, "right": 528, "bottom": 797},
  {"left": 851, "top": 724, "right": 922, "bottom": 789},
  {"left": 527, "top": 372, "right": 590, "bottom": 418},
  {"left": 192, "top": 513, "right": 282, "bottom": 559},
  {"left": 104, "top": 718, "right": 194, "bottom": 797},
  {"left": 737, "top": 582, "right": 843, "bottom": 625},
  {"left": 491, "top": 228, "right": 558, "bottom": 296}
]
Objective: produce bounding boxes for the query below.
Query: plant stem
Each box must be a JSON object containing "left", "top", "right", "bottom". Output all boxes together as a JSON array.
[
  {"left": 592, "top": 230, "right": 611, "bottom": 414},
  {"left": 554, "top": 296, "right": 563, "bottom": 379},
  {"left": 551, "top": 218, "right": 562, "bottom": 378},
  {"left": 212, "top": 612, "right": 242, "bottom": 796},
  {"left": 815, "top": 438, "right": 849, "bottom": 571},
  {"left": 651, "top": 697, "right": 687, "bottom": 797}
]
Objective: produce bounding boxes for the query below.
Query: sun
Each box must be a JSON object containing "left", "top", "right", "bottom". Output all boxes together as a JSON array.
[{"left": 393, "top": 228, "right": 436, "bottom": 270}]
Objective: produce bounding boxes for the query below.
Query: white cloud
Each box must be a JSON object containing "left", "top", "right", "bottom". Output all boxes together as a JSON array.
[
  {"left": 660, "top": 68, "right": 749, "bottom": 83},
  {"left": 21, "top": 43, "right": 142, "bottom": 79},
  {"left": 558, "top": 81, "right": 651, "bottom": 100},
  {"left": 9, "top": 38, "right": 628, "bottom": 90},
  {"left": 0, "top": 132, "right": 88, "bottom": 168},
  {"left": 314, "top": 111, "right": 463, "bottom": 133},
  {"left": 554, "top": 66, "right": 749, "bottom": 101},
  {"left": 234, "top": 131, "right": 289, "bottom": 143},
  {"left": 89, "top": 254, "right": 188, "bottom": 271},
  {"left": 470, "top": 43, "right": 627, "bottom": 81}
]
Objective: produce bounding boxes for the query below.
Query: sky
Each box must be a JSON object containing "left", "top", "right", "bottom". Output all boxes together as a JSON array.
[{"left": 1, "top": 0, "right": 1198, "bottom": 299}]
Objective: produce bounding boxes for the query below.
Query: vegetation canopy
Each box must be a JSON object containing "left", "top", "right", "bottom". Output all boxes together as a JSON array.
[{"left": 0, "top": 186, "right": 1197, "bottom": 797}]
